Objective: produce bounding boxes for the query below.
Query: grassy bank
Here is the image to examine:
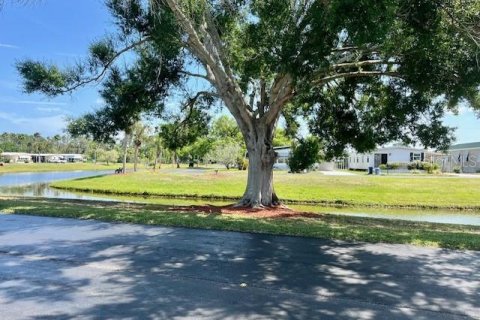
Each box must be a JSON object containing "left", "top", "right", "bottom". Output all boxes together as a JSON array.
[
  {"left": 0, "top": 162, "right": 132, "bottom": 173},
  {"left": 1, "top": 197, "right": 479, "bottom": 250},
  {"left": 51, "top": 170, "right": 480, "bottom": 209}
]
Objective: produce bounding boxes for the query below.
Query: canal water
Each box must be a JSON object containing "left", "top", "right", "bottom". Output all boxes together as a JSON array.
[
  {"left": 0, "top": 170, "right": 115, "bottom": 201},
  {"left": 1, "top": 170, "right": 480, "bottom": 226}
]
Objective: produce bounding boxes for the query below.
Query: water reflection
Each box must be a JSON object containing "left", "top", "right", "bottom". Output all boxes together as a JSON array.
[
  {"left": 291, "top": 205, "right": 480, "bottom": 226},
  {"left": 0, "top": 170, "right": 114, "bottom": 201},
  {"left": 0, "top": 170, "right": 112, "bottom": 187}
]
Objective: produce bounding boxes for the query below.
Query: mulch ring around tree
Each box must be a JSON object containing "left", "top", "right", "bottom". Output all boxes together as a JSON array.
[{"left": 168, "top": 204, "right": 321, "bottom": 219}]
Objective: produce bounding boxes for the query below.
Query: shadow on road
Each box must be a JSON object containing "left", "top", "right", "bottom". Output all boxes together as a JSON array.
[{"left": 0, "top": 215, "right": 478, "bottom": 319}]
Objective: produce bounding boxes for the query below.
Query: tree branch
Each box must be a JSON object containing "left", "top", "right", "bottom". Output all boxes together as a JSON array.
[
  {"left": 315, "top": 71, "right": 403, "bottom": 85},
  {"left": 178, "top": 70, "right": 212, "bottom": 82},
  {"left": 330, "top": 45, "right": 380, "bottom": 54},
  {"left": 176, "top": 90, "right": 217, "bottom": 130},
  {"left": 264, "top": 74, "right": 294, "bottom": 125},
  {"left": 58, "top": 37, "right": 150, "bottom": 94},
  {"left": 434, "top": 0, "right": 480, "bottom": 48},
  {"left": 163, "top": 0, "right": 254, "bottom": 135},
  {"left": 163, "top": 0, "right": 219, "bottom": 70},
  {"left": 332, "top": 60, "right": 399, "bottom": 69}
]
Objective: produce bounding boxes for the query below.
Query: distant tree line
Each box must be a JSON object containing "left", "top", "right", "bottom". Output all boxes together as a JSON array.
[
  {"left": 0, "top": 132, "right": 91, "bottom": 154},
  {"left": 0, "top": 115, "right": 297, "bottom": 169}
]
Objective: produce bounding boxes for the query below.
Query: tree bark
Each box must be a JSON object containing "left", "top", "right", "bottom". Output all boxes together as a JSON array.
[
  {"left": 122, "top": 132, "right": 129, "bottom": 174},
  {"left": 163, "top": 2, "right": 293, "bottom": 207},
  {"left": 153, "top": 154, "right": 158, "bottom": 171},
  {"left": 237, "top": 123, "right": 279, "bottom": 208},
  {"left": 153, "top": 145, "right": 161, "bottom": 171},
  {"left": 134, "top": 145, "right": 139, "bottom": 172},
  {"left": 158, "top": 149, "right": 162, "bottom": 169},
  {"left": 174, "top": 151, "right": 180, "bottom": 168}
]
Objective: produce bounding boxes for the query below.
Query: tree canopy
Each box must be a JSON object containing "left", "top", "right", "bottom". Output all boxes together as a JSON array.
[{"left": 16, "top": 0, "right": 480, "bottom": 206}]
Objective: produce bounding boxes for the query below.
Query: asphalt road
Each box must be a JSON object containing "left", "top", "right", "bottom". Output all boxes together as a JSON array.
[{"left": 0, "top": 214, "right": 478, "bottom": 320}]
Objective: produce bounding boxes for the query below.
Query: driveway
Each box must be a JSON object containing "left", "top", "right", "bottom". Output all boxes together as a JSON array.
[
  {"left": 0, "top": 214, "right": 478, "bottom": 319},
  {"left": 320, "top": 170, "right": 357, "bottom": 176}
]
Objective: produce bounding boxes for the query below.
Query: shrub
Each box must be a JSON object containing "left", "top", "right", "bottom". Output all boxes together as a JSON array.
[
  {"left": 408, "top": 161, "right": 439, "bottom": 173},
  {"left": 236, "top": 158, "right": 248, "bottom": 170},
  {"left": 453, "top": 166, "right": 461, "bottom": 174},
  {"left": 379, "top": 164, "right": 387, "bottom": 170},
  {"left": 408, "top": 161, "right": 420, "bottom": 170},
  {"left": 288, "top": 137, "right": 320, "bottom": 173},
  {"left": 387, "top": 162, "right": 401, "bottom": 170},
  {"left": 422, "top": 162, "right": 433, "bottom": 173},
  {"left": 425, "top": 162, "right": 440, "bottom": 174}
]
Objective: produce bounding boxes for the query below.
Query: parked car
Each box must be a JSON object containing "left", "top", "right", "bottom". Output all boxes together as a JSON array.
[{"left": 48, "top": 156, "right": 67, "bottom": 163}]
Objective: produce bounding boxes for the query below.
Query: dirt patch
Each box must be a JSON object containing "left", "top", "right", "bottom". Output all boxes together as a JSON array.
[{"left": 169, "top": 204, "right": 322, "bottom": 219}]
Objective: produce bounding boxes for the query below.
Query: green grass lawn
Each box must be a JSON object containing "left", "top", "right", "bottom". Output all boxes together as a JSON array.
[
  {"left": 1, "top": 197, "right": 479, "bottom": 250},
  {"left": 52, "top": 169, "right": 480, "bottom": 209},
  {"left": 0, "top": 162, "right": 133, "bottom": 173}
]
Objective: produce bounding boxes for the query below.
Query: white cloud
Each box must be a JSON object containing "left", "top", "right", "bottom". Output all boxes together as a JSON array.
[
  {"left": 0, "top": 43, "right": 19, "bottom": 49},
  {"left": 446, "top": 105, "right": 471, "bottom": 116},
  {"left": 95, "top": 97, "right": 105, "bottom": 106},
  {"left": 16, "top": 100, "right": 67, "bottom": 106},
  {"left": 36, "top": 106, "right": 63, "bottom": 113},
  {"left": 0, "top": 111, "right": 66, "bottom": 135},
  {"left": 54, "top": 52, "right": 85, "bottom": 58},
  {"left": 0, "top": 97, "right": 67, "bottom": 106}
]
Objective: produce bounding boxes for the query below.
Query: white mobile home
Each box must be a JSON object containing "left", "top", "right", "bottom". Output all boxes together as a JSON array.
[
  {"left": 444, "top": 142, "right": 480, "bottom": 173},
  {"left": 348, "top": 146, "right": 426, "bottom": 170},
  {"left": 64, "top": 154, "right": 85, "bottom": 163},
  {"left": 0, "top": 152, "right": 31, "bottom": 163},
  {"left": 1, "top": 152, "right": 85, "bottom": 163}
]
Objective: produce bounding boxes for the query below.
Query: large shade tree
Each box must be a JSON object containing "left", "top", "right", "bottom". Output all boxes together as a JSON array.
[{"left": 17, "top": 0, "right": 480, "bottom": 207}]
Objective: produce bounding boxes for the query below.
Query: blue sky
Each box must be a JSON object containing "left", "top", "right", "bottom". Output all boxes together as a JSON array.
[
  {"left": 0, "top": 0, "right": 478, "bottom": 144},
  {"left": 0, "top": 0, "right": 111, "bottom": 136}
]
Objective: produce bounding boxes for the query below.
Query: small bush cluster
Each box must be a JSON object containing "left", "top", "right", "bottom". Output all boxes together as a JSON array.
[
  {"left": 379, "top": 163, "right": 403, "bottom": 170},
  {"left": 407, "top": 161, "right": 439, "bottom": 173},
  {"left": 387, "top": 162, "right": 401, "bottom": 169},
  {"left": 236, "top": 158, "right": 248, "bottom": 170}
]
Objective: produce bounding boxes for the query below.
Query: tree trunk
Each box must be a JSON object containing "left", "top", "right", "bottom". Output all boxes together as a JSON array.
[
  {"left": 158, "top": 149, "right": 162, "bottom": 169},
  {"left": 237, "top": 124, "right": 279, "bottom": 208},
  {"left": 122, "top": 133, "right": 129, "bottom": 174},
  {"left": 134, "top": 145, "right": 139, "bottom": 172},
  {"left": 153, "top": 145, "right": 160, "bottom": 171},
  {"left": 174, "top": 151, "right": 180, "bottom": 168}
]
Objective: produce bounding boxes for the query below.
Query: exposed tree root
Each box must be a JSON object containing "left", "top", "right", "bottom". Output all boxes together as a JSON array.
[
  {"left": 169, "top": 203, "right": 317, "bottom": 219},
  {"left": 234, "top": 195, "right": 282, "bottom": 209}
]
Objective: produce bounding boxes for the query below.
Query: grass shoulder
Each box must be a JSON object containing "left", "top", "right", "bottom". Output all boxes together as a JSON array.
[{"left": 1, "top": 197, "right": 479, "bottom": 251}]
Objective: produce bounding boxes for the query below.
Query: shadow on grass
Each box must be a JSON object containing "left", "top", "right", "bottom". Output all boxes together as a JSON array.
[{"left": 2, "top": 198, "right": 480, "bottom": 251}]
